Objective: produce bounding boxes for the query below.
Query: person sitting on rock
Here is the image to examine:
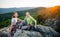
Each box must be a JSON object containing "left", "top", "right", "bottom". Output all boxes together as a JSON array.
[
  {"left": 22, "top": 11, "right": 37, "bottom": 30},
  {"left": 7, "top": 12, "right": 22, "bottom": 33}
]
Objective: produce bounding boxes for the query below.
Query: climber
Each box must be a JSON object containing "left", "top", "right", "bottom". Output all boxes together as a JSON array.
[
  {"left": 7, "top": 12, "right": 22, "bottom": 33},
  {"left": 22, "top": 11, "right": 37, "bottom": 30}
]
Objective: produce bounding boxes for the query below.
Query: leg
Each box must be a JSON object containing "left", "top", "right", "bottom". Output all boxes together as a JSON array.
[{"left": 7, "top": 25, "right": 14, "bottom": 33}]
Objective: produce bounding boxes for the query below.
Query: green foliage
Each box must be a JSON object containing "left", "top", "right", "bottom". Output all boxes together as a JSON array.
[
  {"left": 0, "top": 19, "right": 11, "bottom": 28},
  {"left": 19, "top": 16, "right": 25, "bottom": 20}
]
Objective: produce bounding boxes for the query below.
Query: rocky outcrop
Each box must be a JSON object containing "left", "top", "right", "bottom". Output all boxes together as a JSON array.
[
  {"left": 44, "top": 18, "right": 58, "bottom": 29},
  {"left": 36, "top": 25, "right": 59, "bottom": 37},
  {"left": 13, "top": 30, "right": 43, "bottom": 37},
  {"left": 0, "top": 25, "right": 60, "bottom": 37}
]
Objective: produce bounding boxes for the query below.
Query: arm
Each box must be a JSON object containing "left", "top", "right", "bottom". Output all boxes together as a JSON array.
[
  {"left": 30, "top": 16, "right": 37, "bottom": 27},
  {"left": 9, "top": 18, "right": 15, "bottom": 30},
  {"left": 9, "top": 18, "right": 14, "bottom": 30},
  {"left": 17, "top": 18, "right": 22, "bottom": 22},
  {"left": 8, "top": 19, "right": 14, "bottom": 32},
  {"left": 10, "top": 22, "right": 14, "bottom": 29}
]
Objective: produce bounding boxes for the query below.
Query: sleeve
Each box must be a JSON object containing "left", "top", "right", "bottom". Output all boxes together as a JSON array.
[
  {"left": 17, "top": 18, "right": 22, "bottom": 21},
  {"left": 30, "top": 16, "right": 37, "bottom": 27},
  {"left": 11, "top": 18, "right": 14, "bottom": 23},
  {"left": 10, "top": 18, "right": 14, "bottom": 26}
]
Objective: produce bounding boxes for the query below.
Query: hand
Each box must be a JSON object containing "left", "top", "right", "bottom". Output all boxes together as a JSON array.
[
  {"left": 7, "top": 28, "right": 11, "bottom": 33},
  {"left": 29, "top": 24, "right": 33, "bottom": 26}
]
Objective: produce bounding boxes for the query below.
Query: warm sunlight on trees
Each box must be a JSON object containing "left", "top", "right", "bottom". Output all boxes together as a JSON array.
[{"left": 37, "top": 6, "right": 60, "bottom": 20}]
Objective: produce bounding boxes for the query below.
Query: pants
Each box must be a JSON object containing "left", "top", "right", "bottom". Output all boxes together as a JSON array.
[{"left": 21, "top": 21, "right": 36, "bottom": 31}]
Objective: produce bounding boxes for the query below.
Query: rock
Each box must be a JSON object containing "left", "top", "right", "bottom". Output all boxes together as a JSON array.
[
  {"left": 44, "top": 18, "right": 58, "bottom": 29},
  {"left": 36, "top": 25, "right": 59, "bottom": 37},
  {"left": 0, "top": 23, "right": 60, "bottom": 37},
  {"left": 13, "top": 29, "right": 43, "bottom": 37},
  {"left": 13, "top": 25, "right": 59, "bottom": 37},
  {"left": 0, "top": 31, "right": 3, "bottom": 37},
  {"left": 0, "top": 31, "right": 12, "bottom": 37}
]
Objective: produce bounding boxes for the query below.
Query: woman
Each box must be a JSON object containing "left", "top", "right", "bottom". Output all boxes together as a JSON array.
[{"left": 7, "top": 12, "right": 22, "bottom": 33}]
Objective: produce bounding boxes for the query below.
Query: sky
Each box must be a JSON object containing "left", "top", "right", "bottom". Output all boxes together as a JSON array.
[{"left": 0, "top": 0, "right": 60, "bottom": 8}]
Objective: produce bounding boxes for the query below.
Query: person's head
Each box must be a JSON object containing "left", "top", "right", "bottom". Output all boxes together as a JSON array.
[
  {"left": 26, "top": 11, "right": 30, "bottom": 17},
  {"left": 13, "top": 12, "right": 18, "bottom": 18}
]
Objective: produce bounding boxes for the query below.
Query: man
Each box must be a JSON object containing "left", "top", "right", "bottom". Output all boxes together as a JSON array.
[{"left": 23, "top": 11, "right": 37, "bottom": 30}]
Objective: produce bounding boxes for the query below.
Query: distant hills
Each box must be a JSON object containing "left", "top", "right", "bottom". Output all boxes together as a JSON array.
[{"left": 0, "top": 7, "right": 35, "bottom": 14}]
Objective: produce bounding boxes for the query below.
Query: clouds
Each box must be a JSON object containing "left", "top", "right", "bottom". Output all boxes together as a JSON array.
[{"left": 0, "top": 0, "right": 60, "bottom": 8}]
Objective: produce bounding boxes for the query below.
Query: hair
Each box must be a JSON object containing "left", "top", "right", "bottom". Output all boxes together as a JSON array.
[
  {"left": 26, "top": 11, "right": 30, "bottom": 14},
  {"left": 13, "top": 11, "right": 18, "bottom": 18}
]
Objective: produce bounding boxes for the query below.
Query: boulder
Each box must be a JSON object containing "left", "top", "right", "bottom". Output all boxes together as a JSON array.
[
  {"left": 44, "top": 18, "right": 58, "bottom": 29},
  {"left": 13, "top": 29, "right": 43, "bottom": 37},
  {"left": 0, "top": 31, "right": 12, "bottom": 37},
  {"left": 36, "top": 25, "right": 59, "bottom": 37}
]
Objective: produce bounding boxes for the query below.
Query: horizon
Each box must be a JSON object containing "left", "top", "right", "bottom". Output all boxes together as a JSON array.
[
  {"left": 0, "top": 0, "right": 60, "bottom": 8},
  {"left": 0, "top": 5, "right": 60, "bottom": 8}
]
